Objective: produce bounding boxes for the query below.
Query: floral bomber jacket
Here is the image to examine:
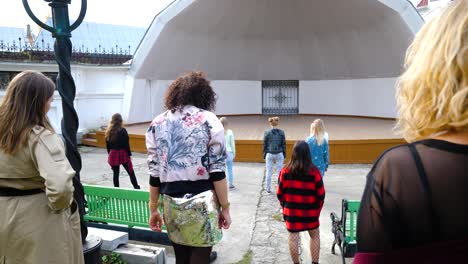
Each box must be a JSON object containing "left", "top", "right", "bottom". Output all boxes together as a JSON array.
[{"left": 145, "top": 105, "right": 227, "bottom": 184}]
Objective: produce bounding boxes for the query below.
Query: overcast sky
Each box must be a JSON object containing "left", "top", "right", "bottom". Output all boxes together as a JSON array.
[
  {"left": 0, "top": 0, "right": 171, "bottom": 29},
  {"left": 0, "top": 0, "right": 454, "bottom": 32}
]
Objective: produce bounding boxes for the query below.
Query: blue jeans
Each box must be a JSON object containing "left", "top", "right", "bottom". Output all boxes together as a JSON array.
[
  {"left": 226, "top": 151, "right": 234, "bottom": 186},
  {"left": 265, "top": 153, "right": 284, "bottom": 192}
]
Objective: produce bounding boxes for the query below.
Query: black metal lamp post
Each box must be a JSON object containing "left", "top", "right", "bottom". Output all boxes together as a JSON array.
[{"left": 22, "top": 0, "right": 101, "bottom": 262}]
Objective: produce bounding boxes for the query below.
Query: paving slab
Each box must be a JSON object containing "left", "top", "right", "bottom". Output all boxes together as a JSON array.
[{"left": 79, "top": 146, "right": 371, "bottom": 264}]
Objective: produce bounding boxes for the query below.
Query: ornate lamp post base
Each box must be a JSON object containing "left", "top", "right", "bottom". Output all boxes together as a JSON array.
[{"left": 83, "top": 235, "right": 103, "bottom": 264}]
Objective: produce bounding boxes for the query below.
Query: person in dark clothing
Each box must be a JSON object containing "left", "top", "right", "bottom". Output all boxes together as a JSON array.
[
  {"left": 354, "top": 2, "right": 468, "bottom": 263},
  {"left": 105, "top": 113, "right": 140, "bottom": 189},
  {"left": 263, "top": 116, "right": 286, "bottom": 193},
  {"left": 277, "top": 141, "right": 325, "bottom": 264}
]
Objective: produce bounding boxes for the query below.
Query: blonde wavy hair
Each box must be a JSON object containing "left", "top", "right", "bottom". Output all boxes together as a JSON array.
[
  {"left": 396, "top": 0, "right": 468, "bottom": 142},
  {"left": 311, "top": 119, "right": 326, "bottom": 146}
]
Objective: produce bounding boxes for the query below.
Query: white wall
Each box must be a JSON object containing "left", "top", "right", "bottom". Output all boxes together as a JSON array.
[
  {"left": 123, "top": 78, "right": 153, "bottom": 123},
  {"left": 74, "top": 67, "right": 128, "bottom": 130},
  {"left": 78, "top": 68, "right": 127, "bottom": 93},
  {"left": 124, "top": 79, "right": 263, "bottom": 123},
  {"left": 123, "top": 78, "right": 397, "bottom": 123},
  {"left": 150, "top": 80, "right": 173, "bottom": 117},
  {"left": 0, "top": 62, "right": 129, "bottom": 133},
  {"left": 299, "top": 78, "right": 397, "bottom": 118},
  {"left": 212, "top": 81, "right": 262, "bottom": 115},
  {"left": 75, "top": 93, "right": 124, "bottom": 130},
  {"left": 48, "top": 93, "right": 64, "bottom": 134}
]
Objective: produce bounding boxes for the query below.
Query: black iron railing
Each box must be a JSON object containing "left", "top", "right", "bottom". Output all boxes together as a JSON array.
[{"left": 0, "top": 38, "right": 133, "bottom": 65}]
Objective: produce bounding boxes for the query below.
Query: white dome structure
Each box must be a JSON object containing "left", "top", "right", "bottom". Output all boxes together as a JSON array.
[{"left": 123, "top": 0, "right": 423, "bottom": 123}]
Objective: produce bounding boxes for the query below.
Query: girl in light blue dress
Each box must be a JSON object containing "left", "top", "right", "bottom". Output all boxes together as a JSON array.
[
  {"left": 220, "top": 117, "right": 236, "bottom": 189},
  {"left": 306, "top": 119, "right": 329, "bottom": 177}
]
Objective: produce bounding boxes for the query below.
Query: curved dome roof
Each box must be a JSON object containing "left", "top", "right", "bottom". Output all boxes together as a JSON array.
[{"left": 132, "top": 0, "right": 423, "bottom": 80}]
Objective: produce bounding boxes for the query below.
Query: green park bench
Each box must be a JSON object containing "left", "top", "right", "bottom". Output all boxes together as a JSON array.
[
  {"left": 83, "top": 184, "right": 165, "bottom": 230},
  {"left": 330, "top": 199, "right": 360, "bottom": 264}
]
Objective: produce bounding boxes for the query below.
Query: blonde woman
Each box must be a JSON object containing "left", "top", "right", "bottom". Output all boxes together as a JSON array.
[
  {"left": 355, "top": 2, "right": 468, "bottom": 262},
  {"left": 220, "top": 117, "right": 236, "bottom": 189},
  {"left": 306, "top": 119, "right": 329, "bottom": 177},
  {"left": 0, "top": 71, "right": 83, "bottom": 263},
  {"left": 263, "top": 116, "right": 286, "bottom": 193}
]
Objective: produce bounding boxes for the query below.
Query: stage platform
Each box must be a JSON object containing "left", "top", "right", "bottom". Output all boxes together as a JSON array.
[
  {"left": 124, "top": 115, "right": 400, "bottom": 140},
  {"left": 84, "top": 115, "right": 405, "bottom": 164}
]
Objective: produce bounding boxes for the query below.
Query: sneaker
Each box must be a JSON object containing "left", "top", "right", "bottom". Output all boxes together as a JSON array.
[
  {"left": 266, "top": 189, "right": 271, "bottom": 194},
  {"left": 229, "top": 184, "right": 235, "bottom": 189}
]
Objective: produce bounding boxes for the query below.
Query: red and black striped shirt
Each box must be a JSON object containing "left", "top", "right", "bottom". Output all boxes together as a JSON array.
[{"left": 276, "top": 167, "right": 325, "bottom": 232}]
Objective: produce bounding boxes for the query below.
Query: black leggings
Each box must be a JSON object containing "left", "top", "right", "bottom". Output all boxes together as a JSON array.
[
  {"left": 172, "top": 242, "right": 212, "bottom": 264},
  {"left": 111, "top": 163, "right": 140, "bottom": 189}
]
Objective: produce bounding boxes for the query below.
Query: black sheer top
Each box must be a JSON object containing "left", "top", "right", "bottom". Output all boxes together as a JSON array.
[
  {"left": 357, "top": 139, "right": 468, "bottom": 252},
  {"left": 105, "top": 128, "right": 131, "bottom": 156}
]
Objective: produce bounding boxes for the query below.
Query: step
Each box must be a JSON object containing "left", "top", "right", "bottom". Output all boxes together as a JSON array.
[
  {"left": 88, "top": 227, "right": 128, "bottom": 251},
  {"left": 86, "top": 133, "right": 97, "bottom": 140},
  {"left": 114, "top": 243, "right": 166, "bottom": 264},
  {"left": 82, "top": 137, "right": 99, "bottom": 147}
]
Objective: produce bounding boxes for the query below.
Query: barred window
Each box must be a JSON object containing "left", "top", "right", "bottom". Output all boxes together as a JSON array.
[
  {"left": 0, "top": 71, "right": 19, "bottom": 90},
  {"left": 0, "top": 71, "right": 58, "bottom": 90},
  {"left": 262, "top": 80, "right": 299, "bottom": 115}
]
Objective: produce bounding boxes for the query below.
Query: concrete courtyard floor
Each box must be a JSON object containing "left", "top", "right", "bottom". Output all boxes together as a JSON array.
[{"left": 79, "top": 146, "right": 370, "bottom": 264}]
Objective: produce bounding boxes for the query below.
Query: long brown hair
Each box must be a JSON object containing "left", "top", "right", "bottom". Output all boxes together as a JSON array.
[
  {"left": 0, "top": 71, "right": 55, "bottom": 154},
  {"left": 285, "top": 141, "right": 314, "bottom": 176},
  {"left": 105, "top": 113, "right": 123, "bottom": 142}
]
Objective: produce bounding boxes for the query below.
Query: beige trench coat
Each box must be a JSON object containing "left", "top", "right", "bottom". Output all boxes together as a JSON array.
[{"left": 0, "top": 126, "right": 84, "bottom": 264}]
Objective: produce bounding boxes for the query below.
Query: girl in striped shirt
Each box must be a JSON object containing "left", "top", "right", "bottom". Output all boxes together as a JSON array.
[{"left": 277, "top": 140, "right": 325, "bottom": 264}]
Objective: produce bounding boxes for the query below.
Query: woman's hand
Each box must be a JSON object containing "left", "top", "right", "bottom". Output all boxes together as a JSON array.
[
  {"left": 219, "top": 208, "right": 232, "bottom": 229},
  {"left": 149, "top": 211, "right": 163, "bottom": 232}
]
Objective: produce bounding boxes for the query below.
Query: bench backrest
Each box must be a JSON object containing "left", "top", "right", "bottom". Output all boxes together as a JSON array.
[
  {"left": 83, "top": 184, "right": 153, "bottom": 228},
  {"left": 344, "top": 199, "right": 360, "bottom": 244}
]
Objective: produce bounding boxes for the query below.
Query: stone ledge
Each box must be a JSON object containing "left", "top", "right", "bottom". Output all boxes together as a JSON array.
[
  {"left": 88, "top": 227, "right": 129, "bottom": 251},
  {"left": 114, "top": 244, "right": 166, "bottom": 264}
]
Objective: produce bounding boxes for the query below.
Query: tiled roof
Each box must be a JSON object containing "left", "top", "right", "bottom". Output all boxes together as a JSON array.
[{"left": 0, "top": 20, "right": 145, "bottom": 55}]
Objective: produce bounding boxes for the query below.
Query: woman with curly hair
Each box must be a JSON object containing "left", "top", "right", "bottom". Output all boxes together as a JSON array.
[
  {"left": 355, "top": 1, "right": 468, "bottom": 263},
  {"left": 105, "top": 113, "right": 140, "bottom": 189},
  {"left": 146, "top": 71, "right": 231, "bottom": 264}
]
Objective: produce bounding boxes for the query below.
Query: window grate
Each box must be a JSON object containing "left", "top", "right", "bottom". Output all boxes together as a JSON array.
[{"left": 262, "top": 80, "right": 299, "bottom": 115}]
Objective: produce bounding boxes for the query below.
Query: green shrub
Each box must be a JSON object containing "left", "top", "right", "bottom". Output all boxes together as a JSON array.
[{"left": 102, "top": 253, "right": 126, "bottom": 264}]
